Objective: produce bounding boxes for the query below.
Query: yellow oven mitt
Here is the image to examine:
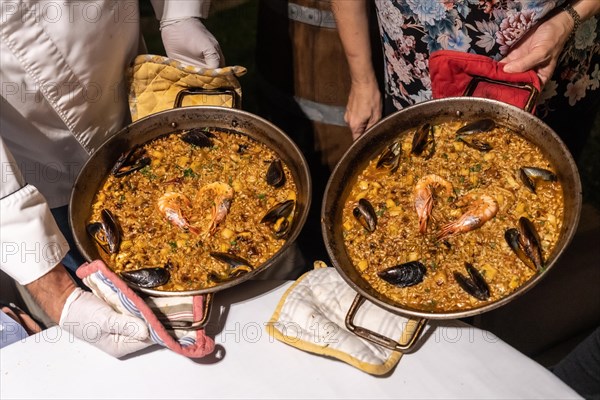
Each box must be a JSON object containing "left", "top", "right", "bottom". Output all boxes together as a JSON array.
[
  {"left": 266, "top": 262, "right": 421, "bottom": 375},
  {"left": 128, "top": 54, "right": 247, "bottom": 120}
]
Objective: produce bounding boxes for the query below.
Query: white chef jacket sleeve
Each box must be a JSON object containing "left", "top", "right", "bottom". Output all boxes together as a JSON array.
[
  {"left": 0, "top": 138, "right": 69, "bottom": 285},
  {"left": 150, "top": 0, "right": 211, "bottom": 21}
]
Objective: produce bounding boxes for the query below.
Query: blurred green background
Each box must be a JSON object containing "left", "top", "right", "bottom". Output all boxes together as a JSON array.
[
  {"left": 140, "top": 0, "right": 260, "bottom": 113},
  {"left": 139, "top": 0, "right": 600, "bottom": 209}
]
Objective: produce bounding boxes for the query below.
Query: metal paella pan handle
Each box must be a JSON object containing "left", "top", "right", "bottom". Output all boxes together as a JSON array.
[
  {"left": 345, "top": 293, "right": 427, "bottom": 352},
  {"left": 174, "top": 87, "right": 241, "bottom": 109},
  {"left": 462, "top": 75, "right": 539, "bottom": 113}
]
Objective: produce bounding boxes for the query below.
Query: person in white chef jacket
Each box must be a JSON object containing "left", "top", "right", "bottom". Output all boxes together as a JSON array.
[{"left": 0, "top": 0, "right": 222, "bottom": 356}]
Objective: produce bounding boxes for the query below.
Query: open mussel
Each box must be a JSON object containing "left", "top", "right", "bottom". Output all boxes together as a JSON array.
[
  {"left": 209, "top": 252, "right": 253, "bottom": 282},
  {"left": 378, "top": 261, "right": 426, "bottom": 288},
  {"left": 86, "top": 209, "right": 121, "bottom": 254},
  {"left": 453, "top": 262, "right": 490, "bottom": 301},
  {"left": 519, "top": 167, "right": 557, "bottom": 194},
  {"left": 457, "top": 136, "right": 492, "bottom": 152},
  {"left": 376, "top": 141, "right": 402, "bottom": 173},
  {"left": 518, "top": 217, "right": 544, "bottom": 270},
  {"left": 180, "top": 128, "right": 215, "bottom": 147},
  {"left": 120, "top": 266, "right": 171, "bottom": 288},
  {"left": 505, "top": 228, "right": 536, "bottom": 271},
  {"left": 111, "top": 145, "right": 151, "bottom": 177},
  {"left": 352, "top": 198, "right": 377, "bottom": 233},
  {"left": 411, "top": 123, "right": 435, "bottom": 159},
  {"left": 266, "top": 159, "right": 286, "bottom": 188},
  {"left": 504, "top": 217, "right": 544, "bottom": 271},
  {"left": 455, "top": 118, "right": 495, "bottom": 135},
  {"left": 260, "top": 199, "right": 295, "bottom": 239}
]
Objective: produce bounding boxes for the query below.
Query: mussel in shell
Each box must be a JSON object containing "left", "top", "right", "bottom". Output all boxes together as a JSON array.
[
  {"left": 266, "top": 159, "right": 286, "bottom": 188},
  {"left": 411, "top": 123, "right": 435, "bottom": 159},
  {"left": 209, "top": 252, "right": 253, "bottom": 282},
  {"left": 455, "top": 118, "right": 496, "bottom": 135},
  {"left": 517, "top": 217, "right": 544, "bottom": 271},
  {"left": 260, "top": 199, "right": 295, "bottom": 239},
  {"left": 376, "top": 141, "right": 402, "bottom": 173},
  {"left": 505, "top": 228, "right": 536, "bottom": 271},
  {"left": 86, "top": 209, "right": 121, "bottom": 254},
  {"left": 504, "top": 217, "right": 544, "bottom": 271},
  {"left": 120, "top": 266, "right": 171, "bottom": 288},
  {"left": 378, "top": 261, "right": 426, "bottom": 288},
  {"left": 180, "top": 128, "right": 215, "bottom": 147},
  {"left": 519, "top": 167, "right": 557, "bottom": 194},
  {"left": 453, "top": 262, "right": 490, "bottom": 301},
  {"left": 457, "top": 136, "right": 492, "bottom": 152},
  {"left": 111, "top": 145, "right": 151, "bottom": 177},
  {"left": 352, "top": 198, "right": 377, "bottom": 233}
]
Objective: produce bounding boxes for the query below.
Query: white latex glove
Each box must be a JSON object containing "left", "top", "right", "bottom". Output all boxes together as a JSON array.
[
  {"left": 59, "top": 288, "right": 152, "bottom": 358},
  {"left": 161, "top": 17, "right": 223, "bottom": 69}
]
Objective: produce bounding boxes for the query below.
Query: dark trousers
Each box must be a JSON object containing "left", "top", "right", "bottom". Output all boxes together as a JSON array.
[{"left": 552, "top": 327, "right": 600, "bottom": 400}]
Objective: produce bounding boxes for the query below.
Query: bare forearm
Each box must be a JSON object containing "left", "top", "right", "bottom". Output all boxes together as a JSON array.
[
  {"left": 545, "top": 0, "right": 600, "bottom": 52},
  {"left": 572, "top": 0, "right": 600, "bottom": 20},
  {"left": 502, "top": 0, "right": 600, "bottom": 78},
  {"left": 25, "top": 263, "right": 77, "bottom": 323},
  {"left": 331, "top": 0, "right": 376, "bottom": 84}
]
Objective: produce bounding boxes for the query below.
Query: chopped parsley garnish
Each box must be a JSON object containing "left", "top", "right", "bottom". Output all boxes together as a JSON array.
[{"left": 183, "top": 168, "right": 197, "bottom": 178}]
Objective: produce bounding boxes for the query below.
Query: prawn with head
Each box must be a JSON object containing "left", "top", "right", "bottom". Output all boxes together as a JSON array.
[
  {"left": 157, "top": 182, "right": 235, "bottom": 236},
  {"left": 437, "top": 192, "right": 499, "bottom": 240},
  {"left": 157, "top": 192, "right": 200, "bottom": 234},
  {"left": 413, "top": 174, "right": 455, "bottom": 234}
]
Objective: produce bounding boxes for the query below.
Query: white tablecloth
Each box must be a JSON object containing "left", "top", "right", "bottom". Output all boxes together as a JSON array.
[{"left": 0, "top": 280, "right": 580, "bottom": 399}]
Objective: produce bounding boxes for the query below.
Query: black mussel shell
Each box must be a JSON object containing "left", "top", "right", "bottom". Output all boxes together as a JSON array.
[
  {"left": 352, "top": 198, "right": 377, "bottom": 233},
  {"left": 210, "top": 252, "right": 253, "bottom": 269},
  {"left": 266, "top": 159, "right": 286, "bottom": 188},
  {"left": 87, "top": 209, "right": 121, "bottom": 254},
  {"left": 260, "top": 199, "right": 295, "bottom": 224},
  {"left": 519, "top": 168, "right": 536, "bottom": 193},
  {"left": 208, "top": 265, "right": 253, "bottom": 283},
  {"left": 521, "top": 167, "right": 557, "bottom": 181},
  {"left": 518, "top": 217, "right": 544, "bottom": 271},
  {"left": 209, "top": 252, "right": 253, "bottom": 282},
  {"left": 101, "top": 209, "right": 121, "bottom": 254},
  {"left": 519, "top": 167, "right": 557, "bottom": 194},
  {"left": 411, "top": 123, "right": 434, "bottom": 157},
  {"left": 455, "top": 118, "right": 496, "bottom": 135},
  {"left": 504, "top": 228, "right": 536, "bottom": 271},
  {"left": 111, "top": 145, "right": 151, "bottom": 177},
  {"left": 376, "top": 141, "right": 402, "bottom": 173},
  {"left": 453, "top": 262, "right": 490, "bottom": 301},
  {"left": 458, "top": 136, "right": 492, "bottom": 152},
  {"left": 271, "top": 217, "right": 290, "bottom": 239},
  {"left": 121, "top": 267, "right": 170, "bottom": 288},
  {"left": 86, "top": 222, "right": 108, "bottom": 253},
  {"left": 378, "top": 261, "right": 426, "bottom": 288},
  {"left": 181, "top": 128, "right": 214, "bottom": 147}
]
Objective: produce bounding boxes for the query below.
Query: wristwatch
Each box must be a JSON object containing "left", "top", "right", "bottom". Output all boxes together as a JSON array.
[{"left": 562, "top": 3, "right": 582, "bottom": 41}]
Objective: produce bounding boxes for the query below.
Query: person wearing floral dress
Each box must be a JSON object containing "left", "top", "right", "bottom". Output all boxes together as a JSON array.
[{"left": 332, "top": 0, "right": 600, "bottom": 159}]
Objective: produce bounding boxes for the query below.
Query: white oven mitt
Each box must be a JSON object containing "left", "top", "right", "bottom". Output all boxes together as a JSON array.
[
  {"left": 76, "top": 260, "right": 215, "bottom": 359},
  {"left": 266, "top": 262, "right": 423, "bottom": 375}
]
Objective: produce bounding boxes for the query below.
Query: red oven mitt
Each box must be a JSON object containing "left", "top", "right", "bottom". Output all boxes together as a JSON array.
[
  {"left": 429, "top": 50, "right": 541, "bottom": 111},
  {"left": 77, "top": 260, "right": 215, "bottom": 359}
]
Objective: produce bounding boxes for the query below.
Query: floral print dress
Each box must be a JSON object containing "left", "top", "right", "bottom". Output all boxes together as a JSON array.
[{"left": 374, "top": 0, "right": 600, "bottom": 157}]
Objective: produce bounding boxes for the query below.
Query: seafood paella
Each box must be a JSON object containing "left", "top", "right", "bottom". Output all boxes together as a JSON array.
[
  {"left": 87, "top": 127, "right": 297, "bottom": 291},
  {"left": 342, "top": 119, "right": 564, "bottom": 312}
]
